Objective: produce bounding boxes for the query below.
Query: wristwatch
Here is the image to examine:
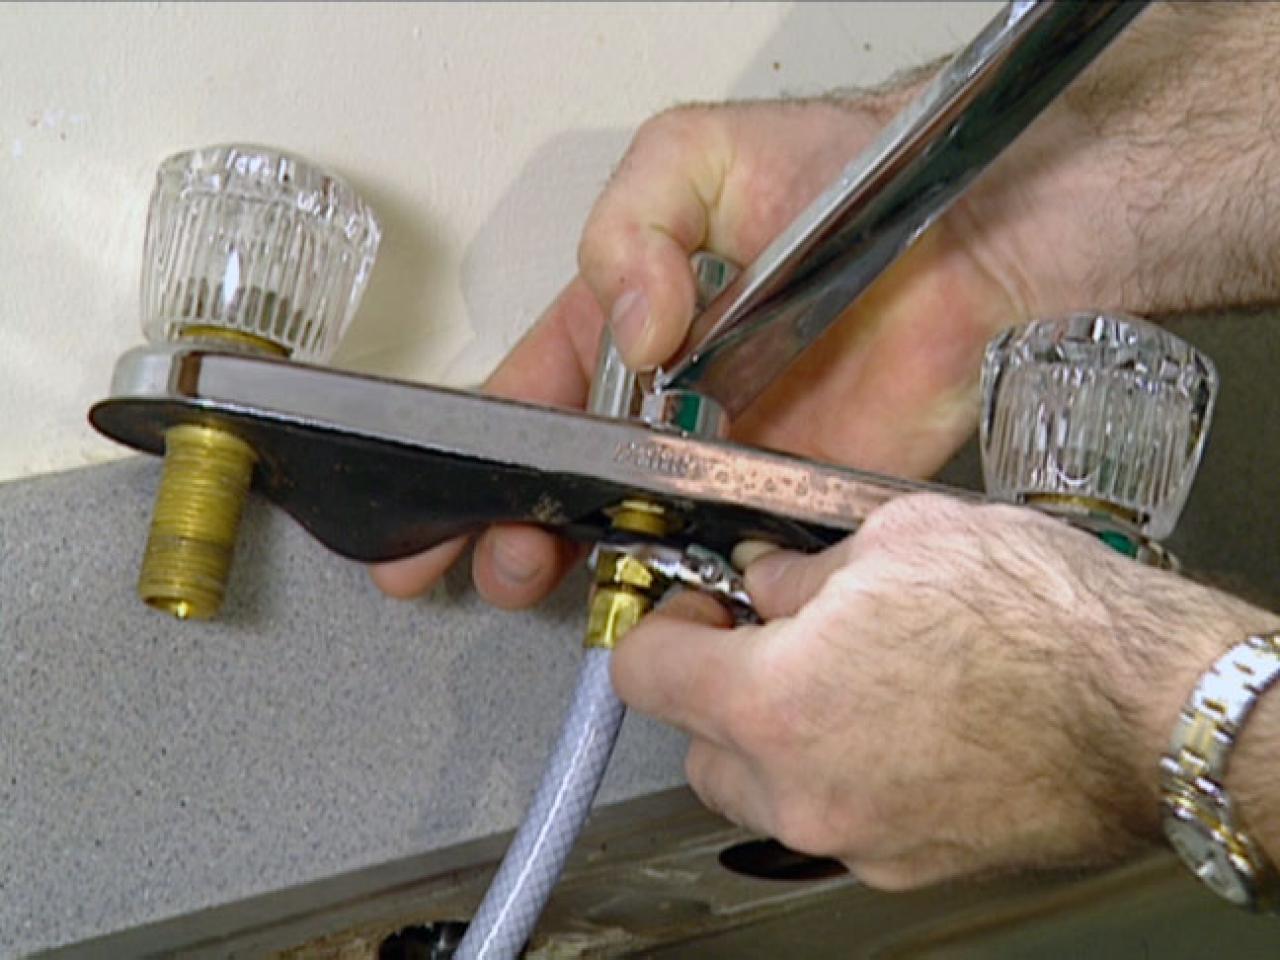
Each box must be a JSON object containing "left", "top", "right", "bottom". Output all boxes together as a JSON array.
[{"left": 1161, "top": 633, "right": 1280, "bottom": 911}]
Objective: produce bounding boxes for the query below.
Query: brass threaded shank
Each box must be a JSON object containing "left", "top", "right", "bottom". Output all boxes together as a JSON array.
[
  {"left": 138, "top": 424, "right": 256, "bottom": 620},
  {"left": 137, "top": 328, "right": 280, "bottom": 620}
]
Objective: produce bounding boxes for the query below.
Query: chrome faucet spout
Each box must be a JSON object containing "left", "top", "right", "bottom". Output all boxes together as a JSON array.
[{"left": 657, "top": 0, "right": 1149, "bottom": 420}]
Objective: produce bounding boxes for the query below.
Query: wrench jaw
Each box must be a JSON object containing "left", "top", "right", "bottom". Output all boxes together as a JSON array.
[{"left": 590, "top": 540, "right": 759, "bottom": 627}]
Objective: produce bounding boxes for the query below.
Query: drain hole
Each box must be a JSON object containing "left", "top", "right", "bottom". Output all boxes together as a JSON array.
[
  {"left": 378, "top": 921, "right": 469, "bottom": 960},
  {"left": 718, "top": 839, "right": 849, "bottom": 882}
]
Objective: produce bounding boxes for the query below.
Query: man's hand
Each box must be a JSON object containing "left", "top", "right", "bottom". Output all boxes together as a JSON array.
[
  {"left": 361, "top": 3, "right": 1280, "bottom": 894},
  {"left": 614, "top": 494, "right": 1276, "bottom": 888},
  {"left": 371, "top": 4, "right": 1280, "bottom": 611},
  {"left": 371, "top": 97, "right": 1048, "bottom": 605},
  {"left": 367, "top": 2, "right": 1280, "bottom": 888}
]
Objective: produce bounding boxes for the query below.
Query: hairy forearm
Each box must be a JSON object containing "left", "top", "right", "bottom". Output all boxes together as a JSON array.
[
  {"left": 1068, "top": 1, "right": 1280, "bottom": 314},
  {"left": 938, "top": 2, "right": 1280, "bottom": 322}
]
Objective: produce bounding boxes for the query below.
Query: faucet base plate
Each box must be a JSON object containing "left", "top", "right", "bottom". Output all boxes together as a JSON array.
[{"left": 89, "top": 345, "right": 988, "bottom": 562}]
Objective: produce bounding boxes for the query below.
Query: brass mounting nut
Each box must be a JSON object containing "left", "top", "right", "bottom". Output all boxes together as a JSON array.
[{"left": 606, "top": 498, "right": 681, "bottom": 538}]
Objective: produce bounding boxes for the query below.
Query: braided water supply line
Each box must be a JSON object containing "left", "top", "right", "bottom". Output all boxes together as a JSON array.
[
  {"left": 454, "top": 332, "right": 677, "bottom": 959},
  {"left": 452, "top": 649, "right": 625, "bottom": 960}
]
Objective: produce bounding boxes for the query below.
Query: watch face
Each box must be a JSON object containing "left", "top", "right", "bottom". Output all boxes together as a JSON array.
[{"left": 1166, "top": 814, "right": 1252, "bottom": 907}]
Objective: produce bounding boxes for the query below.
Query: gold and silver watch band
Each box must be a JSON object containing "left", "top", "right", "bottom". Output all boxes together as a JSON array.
[{"left": 1160, "top": 633, "right": 1280, "bottom": 910}]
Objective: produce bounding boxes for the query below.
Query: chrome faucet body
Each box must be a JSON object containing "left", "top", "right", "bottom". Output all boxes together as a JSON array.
[{"left": 90, "top": 342, "right": 972, "bottom": 563}]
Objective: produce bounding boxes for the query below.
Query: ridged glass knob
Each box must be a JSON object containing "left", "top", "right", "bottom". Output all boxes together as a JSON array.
[
  {"left": 141, "top": 143, "right": 381, "bottom": 361},
  {"left": 980, "top": 312, "right": 1217, "bottom": 540},
  {"left": 134, "top": 143, "right": 380, "bottom": 620}
]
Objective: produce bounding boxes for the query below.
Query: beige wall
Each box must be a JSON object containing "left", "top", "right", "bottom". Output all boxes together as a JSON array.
[{"left": 0, "top": 1, "right": 999, "bottom": 482}]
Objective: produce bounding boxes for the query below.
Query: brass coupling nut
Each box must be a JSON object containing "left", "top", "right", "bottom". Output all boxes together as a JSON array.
[{"left": 584, "top": 550, "right": 671, "bottom": 650}]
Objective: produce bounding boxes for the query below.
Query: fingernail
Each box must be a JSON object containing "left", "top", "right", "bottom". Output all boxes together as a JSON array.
[
  {"left": 731, "top": 539, "right": 782, "bottom": 572},
  {"left": 610, "top": 288, "right": 650, "bottom": 365},
  {"left": 491, "top": 535, "right": 541, "bottom": 586}
]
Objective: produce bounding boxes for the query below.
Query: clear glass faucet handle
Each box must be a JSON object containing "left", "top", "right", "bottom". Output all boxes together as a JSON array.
[
  {"left": 140, "top": 144, "right": 381, "bottom": 362},
  {"left": 980, "top": 312, "right": 1218, "bottom": 540}
]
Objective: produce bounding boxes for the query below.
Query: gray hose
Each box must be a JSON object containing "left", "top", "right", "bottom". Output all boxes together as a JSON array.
[{"left": 454, "top": 648, "right": 624, "bottom": 960}]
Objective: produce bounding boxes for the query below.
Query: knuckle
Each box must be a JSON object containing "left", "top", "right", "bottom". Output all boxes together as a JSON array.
[
  {"left": 683, "top": 745, "right": 711, "bottom": 792},
  {"left": 854, "top": 498, "right": 911, "bottom": 547},
  {"left": 687, "top": 780, "right": 722, "bottom": 821},
  {"left": 716, "top": 654, "right": 777, "bottom": 754},
  {"left": 717, "top": 678, "right": 764, "bottom": 753},
  {"left": 856, "top": 492, "right": 972, "bottom": 549},
  {"left": 578, "top": 200, "right": 641, "bottom": 275},
  {"left": 770, "top": 800, "right": 834, "bottom": 858},
  {"left": 819, "top": 562, "right": 873, "bottom": 609},
  {"left": 849, "top": 860, "right": 921, "bottom": 892},
  {"left": 976, "top": 498, "right": 1050, "bottom": 532},
  {"left": 634, "top": 104, "right": 710, "bottom": 152},
  {"left": 631, "top": 109, "right": 674, "bottom": 149},
  {"left": 750, "top": 677, "right": 802, "bottom": 751},
  {"left": 683, "top": 746, "right": 735, "bottom": 824}
]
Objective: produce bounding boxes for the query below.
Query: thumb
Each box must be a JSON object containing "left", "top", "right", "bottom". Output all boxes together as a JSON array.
[
  {"left": 578, "top": 110, "right": 732, "bottom": 371},
  {"left": 737, "top": 539, "right": 854, "bottom": 621}
]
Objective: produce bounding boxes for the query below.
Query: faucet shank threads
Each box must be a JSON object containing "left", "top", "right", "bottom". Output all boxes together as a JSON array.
[{"left": 137, "top": 424, "right": 255, "bottom": 620}]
